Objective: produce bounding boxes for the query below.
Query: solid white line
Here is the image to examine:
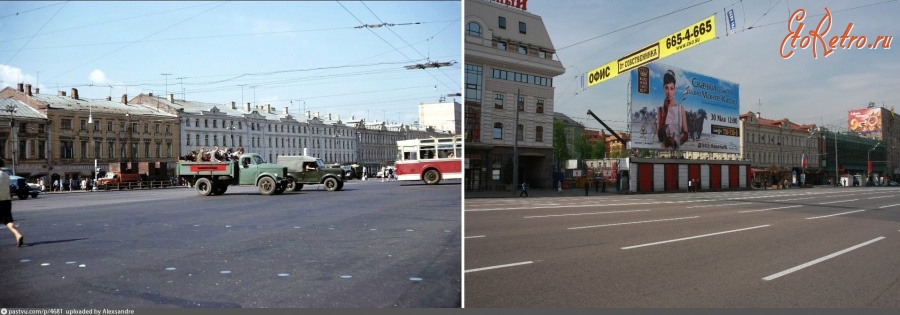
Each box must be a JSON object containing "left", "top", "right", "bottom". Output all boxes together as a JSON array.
[
  {"left": 878, "top": 204, "right": 900, "bottom": 209},
  {"left": 818, "top": 199, "right": 859, "bottom": 205},
  {"left": 465, "top": 235, "right": 486, "bottom": 239},
  {"left": 686, "top": 202, "right": 752, "bottom": 209},
  {"left": 805, "top": 210, "right": 865, "bottom": 219},
  {"left": 762, "top": 237, "right": 885, "bottom": 281},
  {"left": 738, "top": 205, "right": 803, "bottom": 213},
  {"left": 772, "top": 197, "right": 816, "bottom": 202},
  {"left": 464, "top": 261, "right": 533, "bottom": 273},
  {"left": 621, "top": 225, "right": 770, "bottom": 250},
  {"left": 524, "top": 209, "right": 650, "bottom": 219},
  {"left": 568, "top": 216, "right": 699, "bottom": 230},
  {"left": 868, "top": 195, "right": 892, "bottom": 200}
]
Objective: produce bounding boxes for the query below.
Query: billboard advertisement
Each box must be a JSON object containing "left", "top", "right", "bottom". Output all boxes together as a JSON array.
[
  {"left": 629, "top": 63, "right": 740, "bottom": 154},
  {"left": 848, "top": 108, "right": 882, "bottom": 134}
]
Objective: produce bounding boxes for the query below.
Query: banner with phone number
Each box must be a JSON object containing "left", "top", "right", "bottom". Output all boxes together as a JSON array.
[{"left": 585, "top": 15, "right": 716, "bottom": 88}]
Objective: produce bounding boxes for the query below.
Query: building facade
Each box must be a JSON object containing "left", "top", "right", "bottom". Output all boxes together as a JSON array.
[
  {"left": 739, "top": 111, "right": 820, "bottom": 187},
  {"left": 418, "top": 100, "right": 461, "bottom": 134},
  {"left": 464, "top": 0, "right": 565, "bottom": 190}
]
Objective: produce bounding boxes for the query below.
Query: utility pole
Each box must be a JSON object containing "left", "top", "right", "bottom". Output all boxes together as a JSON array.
[
  {"left": 176, "top": 77, "right": 186, "bottom": 99},
  {"left": 513, "top": 89, "right": 520, "bottom": 197}
]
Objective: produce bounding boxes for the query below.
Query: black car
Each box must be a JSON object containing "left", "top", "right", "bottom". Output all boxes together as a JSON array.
[{"left": 10, "top": 175, "right": 39, "bottom": 199}]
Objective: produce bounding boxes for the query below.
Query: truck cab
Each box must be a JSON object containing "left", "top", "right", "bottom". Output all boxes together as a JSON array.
[{"left": 276, "top": 155, "right": 346, "bottom": 192}]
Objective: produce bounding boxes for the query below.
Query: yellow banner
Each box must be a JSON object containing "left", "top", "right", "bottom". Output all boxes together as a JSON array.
[{"left": 586, "top": 15, "right": 716, "bottom": 88}]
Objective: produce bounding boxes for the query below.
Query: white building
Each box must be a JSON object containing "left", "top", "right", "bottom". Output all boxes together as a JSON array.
[{"left": 418, "top": 100, "right": 461, "bottom": 134}]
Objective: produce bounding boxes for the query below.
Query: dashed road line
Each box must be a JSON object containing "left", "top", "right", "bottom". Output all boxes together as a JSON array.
[
  {"left": 465, "top": 261, "right": 533, "bottom": 273},
  {"left": 738, "top": 205, "right": 803, "bottom": 213},
  {"left": 805, "top": 210, "right": 865, "bottom": 220},
  {"left": 465, "top": 235, "right": 486, "bottom": 239},
  {"left": 878, "top": 204, "right": 900, "bottom": 209},
  {"left": 762, "top": 237, "right": 885, "bottom": 281},
  {"left": 621, "top": 225, "right": 770, "bottom": 250},
  {"left": 568, "top": 216, "right": 699, "bottom": 230},
  {"left": 687, "top": 202, "right": 752, "bottom": 209},
  {"left": 524, "top": 209, "right": 650, "bottom": 219},
  {"left": 818, "top": 199, "right": 859, "bottom": 205}
]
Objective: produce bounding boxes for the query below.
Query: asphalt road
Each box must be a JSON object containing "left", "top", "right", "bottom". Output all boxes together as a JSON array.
[
  {"left": 0, "top": 179, "right": 461, "bottom": 308},
  {"left": 464, "top": 187, "right": 900, "bottom": 307}
]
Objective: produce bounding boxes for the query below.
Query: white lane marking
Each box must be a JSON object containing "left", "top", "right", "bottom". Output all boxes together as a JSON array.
[
  {"left": 568, "top": 216, "right": 700, "bottom": 230},
  {"left": 524, "top": 209, "right": 650, "bottom": 219},
  {"left": 868, "top": 195, "right": 892, "bottom": 200},
  {"left": 465, "top": 200, "right": 711, "bottom": 212},
  {"left": 686, "top": 202, "right": 752, "bottom": 209},
  {"left": 772, "top": 197, "right": 816, "bottom": 202},
  {"left": 465, "top": 261, "right": 533, "bottom": 273},
  {"left": 818, "top": 199, "right": 859, "bottom": 205},
  {"left": 805, "top": 210, "right": 866, "bottom": 219},
  {"left": 762, "top": 237, "right": 885, "bottom": 281},
  {"left": 738, "top": 205, "right": 803, "bottom": 213},
  {"left": 878, "top": 204, "right": 900, "bottom": 209},
  {"left": 465, "top": 235, "right": 486, "bottom": 239},
  {"left": 621, "top": 225, "right": 770, "bottom": 250}
]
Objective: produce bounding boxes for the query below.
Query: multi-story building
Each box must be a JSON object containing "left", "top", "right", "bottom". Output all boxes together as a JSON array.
[
  {"left": 418, "top": 100, "right": 461, "bottom": 134},
  {"left": 822, "top": 129, "right": 886, "bottom": 186},
  {"left": 739, "top": 111, "right": 819, "bottom": 187},
  {"left": 843, "top": 104, "right": 900, "bottom": 182},
  {"left": 1, "top": 85, "right": 180, "bottom": 187},
  {"left": 464, "top": 0, "right": 565, "bottom": 190},
  {"left": 0, "top": 94, "right": 49, "bottom": 178}
]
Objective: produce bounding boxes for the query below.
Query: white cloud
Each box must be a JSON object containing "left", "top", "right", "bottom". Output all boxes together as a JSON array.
[
  {"left": 89, "top": 69, "right": 110, "bottom": 85},
  {"left": 0, "top": 64, "right": 37, "bottom": 90}
]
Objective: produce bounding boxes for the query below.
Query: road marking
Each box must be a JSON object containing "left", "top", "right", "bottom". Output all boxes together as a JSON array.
[
  {"left": 762, "top": 237, "right": 885, "bottom": 281},
  {"left": 621, "top": 225, "right": 770, "bottom": 250},
  {"left": 878, "top": 204, "right": 900, "bottom": 209},
  {"left": 686, "top": 202, "right": 752, "bottom": 209},
  {"left": 772, "top": 197, "right": 815, "bottom": 202},
  {"left": 738, "top": 205, "right": 803, "bottom": 213},
  {"left": 805, "top": 210, "right": 865, "bottom": 219},
  {"left": 868, "top": 195, "right": 892, "bottom": 199},
  {"left": 524, "top": 209, "right": 650, "bottom": 219},
  {"left": 465, "top": 235, "right": 486, "bottom": 239},
  {"left": 465, "top": 261, "right": 533, "bottom": 273},
  {"left": 568, "top": 216, "right": 699, "bottom": 230},
  {"left": 818, "top": 199, "right": 859, "bottom": 205}
]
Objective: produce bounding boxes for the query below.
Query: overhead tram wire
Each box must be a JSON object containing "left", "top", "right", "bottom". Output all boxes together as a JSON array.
[
  {"left": 739, "top": 0, "right": 898, "bottom": 31},
  {"left": 4, "top": 2, "right": 68, "bottom": 65},
  {"left": 0, "top": 1, "right": 66, "bottom": 20},
  {"left": 46, "top": 1, "right": 229, "bottom": 82},
  {"left": 339, "top": 2, "right": 457, "bottom": 93}
]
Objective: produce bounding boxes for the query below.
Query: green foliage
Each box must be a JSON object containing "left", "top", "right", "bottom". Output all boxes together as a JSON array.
[{"left": 552, "top": 119, "right": 570, "bottom": 170}]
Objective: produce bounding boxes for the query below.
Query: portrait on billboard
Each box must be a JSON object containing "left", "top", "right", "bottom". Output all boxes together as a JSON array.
[{"left": 630, "top": 63, "right": 740, "bottom": 154}]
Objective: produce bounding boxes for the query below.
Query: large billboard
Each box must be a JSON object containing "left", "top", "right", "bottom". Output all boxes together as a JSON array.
[
  {"left": 629, "top": 63, "right": 740, "bottom": 154},
  {"left": 848, "top": 108, "right": 882, "bottom": 134}
]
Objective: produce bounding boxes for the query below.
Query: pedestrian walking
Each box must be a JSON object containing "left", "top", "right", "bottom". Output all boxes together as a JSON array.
[
  {"left": 520, "top": 182, "right": 529, "bottom": 197},
  {"left": 601, "top": 175, "right": 607, "bottom": 192},
  {"left": 0, "top": 160, "right": 24, "bottom": 247},
  {"left": 594, "top": 176, "right": 600, "bottom": 193},
  {"left": 688, "top": 177, "right": 693, "bottom": 192}
]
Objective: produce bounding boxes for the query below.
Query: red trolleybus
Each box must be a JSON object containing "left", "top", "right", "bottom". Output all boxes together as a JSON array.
[{"left": 395, "top": 135, "right": 462, "bottom": 184}]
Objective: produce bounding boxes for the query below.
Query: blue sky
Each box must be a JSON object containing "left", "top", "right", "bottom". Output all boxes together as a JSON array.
[
  {"left": 0, "top": 1, "right": 461, "bottom": 125},
  {"left": 527, "top": 0, "right": 900, "bottom": 132}
]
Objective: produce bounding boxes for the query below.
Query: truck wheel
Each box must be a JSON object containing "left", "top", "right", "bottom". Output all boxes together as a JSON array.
[
  {"left": 324, "top": 178, "right": 339, "bottom": 191},
  {"left": 259, "top": 177, "right": 277, "bottom": 195},
  {"left": 274, "top": 184, "right": 286, "bottom": 195},
  {"left": 294, "top": 183, "right": 304, "bottom": 191},
  {"left": 285, "top": 178, "right": 298, "bottom": 191},
  {"left": 195, "top": 178, "right": 214, "bottom": 196},
  {"left": 18, "top": 194, "right": 29, "bottom": 200},
  {"left": 336, "top": 181, "right": 344, "bottom": 191},
  {"left": 212, "top": 184, "right": 227, "bottom": 195},
  {"left": 423, "top": 169, "right": 441, "bottom": 185}
]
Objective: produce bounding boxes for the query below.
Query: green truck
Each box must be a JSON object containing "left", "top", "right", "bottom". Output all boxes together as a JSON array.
[
  {"left": 276, "top": 155, "right": 347, "bottom": 192},
  {"left": 176, "top": 153, "right": 288, "bottom": 196}
]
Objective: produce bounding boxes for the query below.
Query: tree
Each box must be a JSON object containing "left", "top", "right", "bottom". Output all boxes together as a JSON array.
[
  {"left": 590, "top": 140, "right": 606, "bottom": 159},
  {"left": 575, "top": 133, "right": 591, "bottom": 161},
  {"left": 552, "top": 119, "right": 570, "bottom": 172}
]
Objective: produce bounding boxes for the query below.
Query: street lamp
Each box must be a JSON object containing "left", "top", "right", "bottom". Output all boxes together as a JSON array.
[
  {"left": 88, "top": 103, "right": 96, "bottom": 191},
  {"left": 4, "top": 103, "right": 17, "bottom": 174},
  {"left": 868, "top": 142, "right": 881, "bottom": 186},
  {"left": 227, "top": 121, "right": 236, "bottom": 147}
]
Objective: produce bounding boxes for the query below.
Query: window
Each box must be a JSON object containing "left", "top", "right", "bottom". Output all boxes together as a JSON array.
[
  {"left": 518, "top": 96, "right": 525, "bottom": 111},
  {"left": 38, "top": 140, "right": 45, "bottom": 159},
  {"left": 499, "top": 16, "right": 506, "bottom": 29},
  {"left": 60, "top": 141, "right": 73, "bottom": 159},
  {"left": 536, "top": 99, "right": 544, "bottom": 113},
  {"left": 465, "top": 64, "right": 483, "bottom": 104},
  {"left": 38, "top": 124, "right": 45, "bottom": 133},
  {"left": 61, "top": 119, "right": 72, "bottom": 130},
  {"left": 539, "top": 50, "right": 547, "bottom": 58},
  {"left": 518, "top": 45, "right": 527, "bottom": 55},
  {"left": 94, "top": 141, "right": 101, "bottom": 159},
  {"left": 80, "top": 141, "right": 88, "bottom": 158},
  {"left": 536, "top": 126, "right": 544, "bottom": 142},
  {"left": 497, "top": 41, "right": 506, "bottom": 51},
  {"left": 108, "top": 141, "right": 115, "bottom": 158},
  {"left": 519, "top": 21, "right": 526, "bottom": 34},
  {"left": 204, "top": 119, "right": 209, "bottom": 128},
  {"left": 517, "top": 124, "right": 524, "bottom": 141},
  {"left": 494, "top": 94, "right": 504, "bottom": 109},
  {"left": 466, "top": 22, "right": 482, "bottom": 36},
  {"left": 94, "top": 120, "right": 100, "bottom": 131},
  {"left": 80, "top": 120, "right": 87, "bottom": 131},
  {"left": 493, "top": 122, "right": 503, "bottom": 139}
]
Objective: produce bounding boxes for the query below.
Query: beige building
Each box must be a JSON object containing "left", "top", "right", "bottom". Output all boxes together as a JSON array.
[
  {"left": 464, "top": 0, "right": 565, "bottom": 190},
  {"left": 418, "top": 100, "right": 461, "bottom": 134},
  {"left": 1, "top": 85, "right": 180, "bottom": 188},
  {"left": 739, "top": 111, "right": 820, "bottom": 186}
]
